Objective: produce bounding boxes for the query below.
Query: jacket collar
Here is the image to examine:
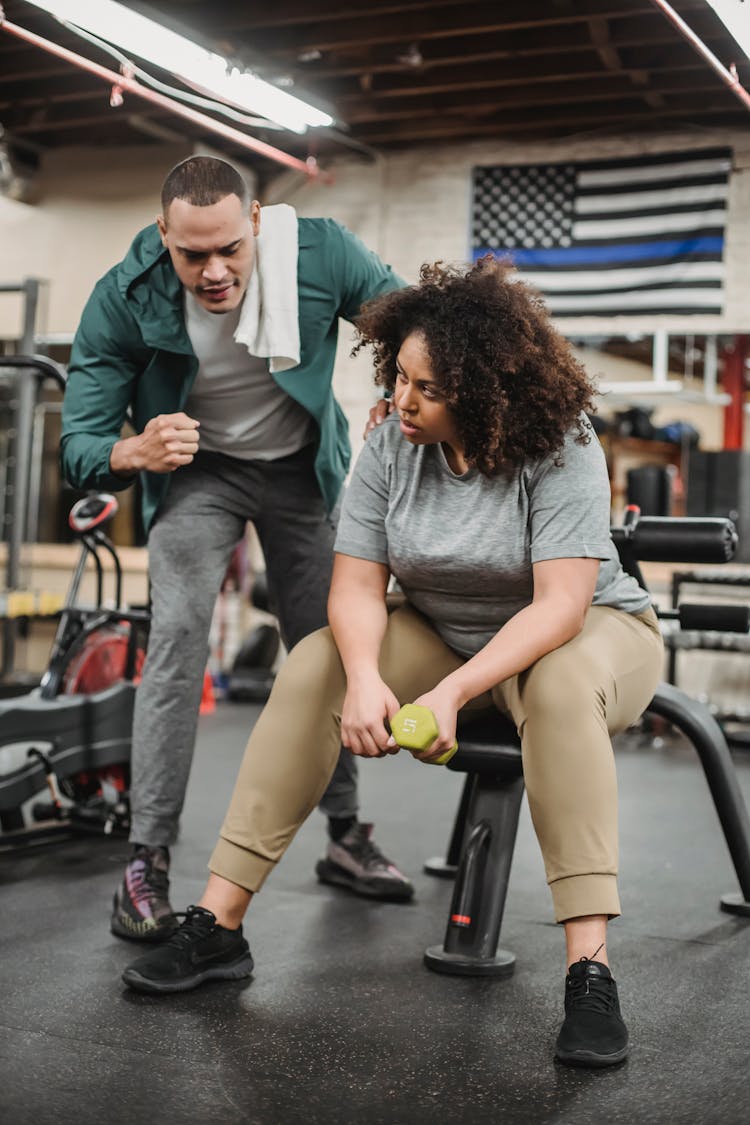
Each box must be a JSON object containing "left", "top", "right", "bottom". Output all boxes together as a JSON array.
[{"left": 116, "top": 224, "right": 194, "bottom": 355}]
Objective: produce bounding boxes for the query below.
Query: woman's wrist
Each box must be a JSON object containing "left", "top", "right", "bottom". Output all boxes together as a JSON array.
[
  {"left": 438, "top": 671, "right": 474, "bottom": 711},
  {"left": 342, "top": 661, "right": 382, "bottom": 688}
]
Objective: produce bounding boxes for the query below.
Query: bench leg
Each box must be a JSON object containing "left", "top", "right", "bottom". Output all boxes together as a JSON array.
[
  {"left": 648, "top": 683, "right": 750, "bottom": 916},
  {"left": 424, "top": 772, "right": 525, "bottom": 976},
  {"left": 423, "top": 774, "right": 474, "bottom": 878}
]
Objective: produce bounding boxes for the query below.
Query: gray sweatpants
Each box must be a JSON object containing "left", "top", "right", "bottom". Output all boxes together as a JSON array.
[{"left": 129, "top": 445, "right": 357, "bottom": 847}]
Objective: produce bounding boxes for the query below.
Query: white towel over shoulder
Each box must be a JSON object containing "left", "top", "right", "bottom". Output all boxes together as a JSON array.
[{"left": 234, "top": 203, "right": 300, "bottom": 373}]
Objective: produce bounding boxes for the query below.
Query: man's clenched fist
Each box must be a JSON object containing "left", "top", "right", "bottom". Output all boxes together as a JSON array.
[{"left": 110, "top": 413, "right": 200, "bottom": 476}]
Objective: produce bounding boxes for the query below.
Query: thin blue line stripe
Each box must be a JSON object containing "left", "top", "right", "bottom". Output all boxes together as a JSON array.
[{"left": 472, "top": 237, "right": 724, "bottom": 267}]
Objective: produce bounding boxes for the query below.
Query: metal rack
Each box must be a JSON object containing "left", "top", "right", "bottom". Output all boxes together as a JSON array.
[
  {"left": 0, "top": 351, "right": 67, "bottom": 679},
  {"left": 666, "top": 569, "right": 750, "bottom": 747}
]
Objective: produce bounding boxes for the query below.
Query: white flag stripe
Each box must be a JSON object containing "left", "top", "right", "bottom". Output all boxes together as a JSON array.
[
  {"left": 577, "top": 156, "right": 731, "bottom": 190},
  {"left": 573, "top": 208, "right": 727, "bottom": 240},
  {"left": 521, "top": 260, "right": 725, "bottom": 293},
  {"left": 575, "top": 182, "right": 729, "bottom": 216},
  {"left": 545, "top": 288, "right": 723, "bottom": 312}
]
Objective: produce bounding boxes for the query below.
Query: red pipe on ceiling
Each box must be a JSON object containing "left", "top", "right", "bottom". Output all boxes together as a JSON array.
[
  {"left": 649, "top": 0, "right": 750, "bottom": 112},
  {"left": 0, "top": 15, "right": 333, "bottom": 181}
]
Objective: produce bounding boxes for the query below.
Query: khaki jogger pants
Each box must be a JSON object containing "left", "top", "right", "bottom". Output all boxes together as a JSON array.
[{"left": 210, "top": 603, "right": 664, "bottom": 922}]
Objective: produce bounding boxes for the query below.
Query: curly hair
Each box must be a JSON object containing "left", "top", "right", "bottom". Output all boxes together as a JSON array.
[{"left": 353, "top": 257, "right": 597, "bottom": 476}]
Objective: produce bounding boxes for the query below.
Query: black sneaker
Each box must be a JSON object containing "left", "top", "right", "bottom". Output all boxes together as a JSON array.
[
  {"left": 111, "top": 846, "right": 178, "bottom": 943},
  {"left": 555, "top": 958, "right": 629, "bottom": 1068},
  {"left": 315, "top": 822, "right": 414, "bottom": 902},
  {"left": 121, "top": 905, "right": 254, "bottom": 994}
]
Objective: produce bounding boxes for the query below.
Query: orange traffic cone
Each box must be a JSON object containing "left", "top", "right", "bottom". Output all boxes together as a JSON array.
[{"left": 199, "top": 668, "right": 216, "bottom": 715}]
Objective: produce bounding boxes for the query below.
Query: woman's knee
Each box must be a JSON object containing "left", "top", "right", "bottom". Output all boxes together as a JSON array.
[
  {"left": 272, "top": 626, "right": 345, "bottom": 700},
  {"left": 519, "top": 650, "right": 608, "bottom": 724}
]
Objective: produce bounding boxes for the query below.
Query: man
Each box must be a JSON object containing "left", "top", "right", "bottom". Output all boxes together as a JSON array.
[{"left": 61, "top": 155, "right": 412, "bottom": 943}]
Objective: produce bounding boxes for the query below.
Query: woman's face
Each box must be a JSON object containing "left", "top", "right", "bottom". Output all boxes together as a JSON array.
[{"left": 393, "top": 332, "right": 464, "bottom": 461}]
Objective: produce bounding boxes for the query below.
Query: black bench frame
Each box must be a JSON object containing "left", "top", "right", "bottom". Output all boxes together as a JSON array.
[{"left": 423, "top": 515, "right": 750, "bottom": 977}]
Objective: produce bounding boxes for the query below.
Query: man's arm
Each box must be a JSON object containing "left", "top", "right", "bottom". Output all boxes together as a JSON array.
[
  {"left": 334, "top": 222, "right": 406, "bottom": 322},
  {"left": 61, "top": 282, "right": 200, "bottom": 488},
  {"left": 61, "top": 282, "right": 148, "bottom": 491},
  {"left": 332, "top": 223, "right": 406, "bottom": 434}
]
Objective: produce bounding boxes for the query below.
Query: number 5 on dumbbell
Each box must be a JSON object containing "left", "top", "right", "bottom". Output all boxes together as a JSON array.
[{"left": 390, "top": 704, "right": 458, "bottom": 766}]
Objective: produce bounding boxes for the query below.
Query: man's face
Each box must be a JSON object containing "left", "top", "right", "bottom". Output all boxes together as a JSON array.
[{"left": 157, "top": 193, "right": 261, "bottom": 313}]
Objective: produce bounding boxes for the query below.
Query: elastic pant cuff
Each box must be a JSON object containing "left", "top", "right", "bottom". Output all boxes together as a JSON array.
[
  {"left": 128, "top": 821, "right": 179, "bottom": 849},
  {"left": 209, "top": 836, "right": 276, "bottom": 895},
  {"left": 318, "top": 800, "right": 359, "bottom": 819},
  {"left": 550, "top": 873, "right": 621, "bottom": 923}
]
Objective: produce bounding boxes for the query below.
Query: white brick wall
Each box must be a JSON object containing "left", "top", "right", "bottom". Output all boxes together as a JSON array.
[
  {"left": 1, "top": 127, "right": 748, "bottom": 464},
  {"left": 268, "top": 128, "right": 750, "bottom": 462}
]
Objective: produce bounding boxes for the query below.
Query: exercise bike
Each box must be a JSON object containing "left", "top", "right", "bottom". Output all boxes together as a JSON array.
[{"left": 0, "top": 493, "right": 149, "bottom": 849}]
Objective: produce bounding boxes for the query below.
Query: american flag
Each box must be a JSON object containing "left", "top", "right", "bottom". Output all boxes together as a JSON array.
[{"left": 470, "top": 148, "right": 731, "bottom": 317}]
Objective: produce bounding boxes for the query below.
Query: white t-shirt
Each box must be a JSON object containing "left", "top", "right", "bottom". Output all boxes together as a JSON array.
[{"left": 184, "top": 292, "right": 314, "bottom": 460}]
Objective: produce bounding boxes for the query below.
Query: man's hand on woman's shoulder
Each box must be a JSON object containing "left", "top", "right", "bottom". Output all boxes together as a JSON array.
[{"left": 363, "top": 397, "right": 394, "bottom": 439}]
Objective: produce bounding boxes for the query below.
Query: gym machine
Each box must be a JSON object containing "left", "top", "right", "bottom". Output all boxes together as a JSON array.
[{"left": 0, "top": 492, "right": 149, "bottom": 848}]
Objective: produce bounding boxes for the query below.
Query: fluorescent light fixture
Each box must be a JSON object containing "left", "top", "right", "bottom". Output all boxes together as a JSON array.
[
  {"left": 22, "top": 0, "right": 334, "bottom": 133},
  {"left": 705, "top": 0, "right": 750, "bottom": 61}
]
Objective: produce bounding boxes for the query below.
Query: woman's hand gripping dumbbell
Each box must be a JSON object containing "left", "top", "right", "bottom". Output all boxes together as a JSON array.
[
  {"left": 389, "top": 703, "right": 459, "bottom": 765},
  {"left": 339, "top": 674, "right": 458, "bottom": 762}
]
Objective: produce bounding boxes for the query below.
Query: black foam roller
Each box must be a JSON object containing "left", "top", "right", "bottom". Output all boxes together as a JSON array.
[
  {"left": 678, "top": 603, "right": 750, "bottom": 633},
  {"left": 630, "top": 517, "right": 738, "bottom": 563}
]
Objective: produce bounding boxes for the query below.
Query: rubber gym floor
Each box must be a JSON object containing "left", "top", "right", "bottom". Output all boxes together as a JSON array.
[{"left": 1, "top": 702, "right": 749, "bottom": 1125}]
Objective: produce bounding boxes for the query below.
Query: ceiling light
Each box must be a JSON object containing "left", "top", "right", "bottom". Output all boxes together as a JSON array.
[
  {"left": 22, "top": 0, "right": 333, "bottom": 133},
  {"left": 705, "top": 0, "right": 750, "bottom": 61}
]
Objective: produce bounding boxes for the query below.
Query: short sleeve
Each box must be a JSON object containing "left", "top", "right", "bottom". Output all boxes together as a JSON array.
[
  {"left": 334, "top": 432, "right": 391, "bottom": 565},
  {"left": 528, "top": 427, "right": 613, "bottom": 563}
]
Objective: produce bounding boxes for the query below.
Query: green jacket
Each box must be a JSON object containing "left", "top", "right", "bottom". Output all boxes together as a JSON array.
[{"left": 61, "top": 217, "right": 403, "bottom": 533}]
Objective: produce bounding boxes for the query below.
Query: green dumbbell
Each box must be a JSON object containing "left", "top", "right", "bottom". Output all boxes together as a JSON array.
[{"left": 390, "top": 703, "right": 458, "bottom": 766}]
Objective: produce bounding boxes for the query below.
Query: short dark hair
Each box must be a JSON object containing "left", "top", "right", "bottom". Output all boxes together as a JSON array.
[
  {"left": 161, "top": 155, "right": 250, "bottom": 215},
  {"left": 354, "top": 257, "right": 597, "bottom": 476}
]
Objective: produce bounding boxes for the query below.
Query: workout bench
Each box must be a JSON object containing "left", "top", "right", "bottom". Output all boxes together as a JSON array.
[{"left": 423, "top": 513, "right": 750, "bottom": 977}]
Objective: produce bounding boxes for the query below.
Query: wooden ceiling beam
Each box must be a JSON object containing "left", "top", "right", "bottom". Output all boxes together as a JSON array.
[
  {"left": 0, "top": 64, "right": 73, "bottom": 85},
  {"left": 335, "top": 60, "right": 715, "bottom": 111},
  {"left": 300, "top": 25, "right": 730, "bottom": 81},
  {"left": 217, "top": 1, "right": 707, "bottom": 52},
  {"left": 8, "top": 107, "right": 165, "bottom": 135},
  {"left": 158, "top": 0, "right": 478, "bottom": 30},
  {"left": 0, "top": 87, "right": 112, "bottom": 113},
  {"left": 340, "top": 73, "right": 729, "bottom": 124},
  {"left": 587, "top": 16, "right": 622, "bottom": 72},
  {"left": 354, "top": 100, "right": 746, "bottom": 144}
]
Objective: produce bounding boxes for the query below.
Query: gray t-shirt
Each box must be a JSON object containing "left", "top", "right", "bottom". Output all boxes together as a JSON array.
[
  {"left": 334, "top": 414, "right": 650, "bottom": 658},
  {"left": 184, "top": 292, "right": 314, "bottom": 460}
]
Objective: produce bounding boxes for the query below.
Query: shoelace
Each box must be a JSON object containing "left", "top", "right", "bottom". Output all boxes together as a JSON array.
[
  {"left": 166, "top": 907, "right": 218, "bottom": 950},
  {"left": 566, "top": 974, "right": 617, "bottom": 1014}
]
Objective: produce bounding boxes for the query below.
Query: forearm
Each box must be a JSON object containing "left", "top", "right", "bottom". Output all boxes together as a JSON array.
[
  {"left": 442, "top": 596, "right": 587, "bottom": 708},
  {"left": 109, "top": 433, "right": 143, "bottom": 476},
  {"left": 328, "top": 586, "right": 389, "bottom": 683}
]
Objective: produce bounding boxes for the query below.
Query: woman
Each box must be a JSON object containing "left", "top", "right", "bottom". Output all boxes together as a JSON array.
[{"left": 122, "top": 258, "right": 663, "bottom": 1069}]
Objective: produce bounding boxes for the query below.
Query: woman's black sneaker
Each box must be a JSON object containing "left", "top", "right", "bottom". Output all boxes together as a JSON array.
[
  {"left": 554, "top": 958, "right": 629, "bottom": 1068},
  {"left": 121, "top": 905, "right": 254, "bottom": 994}
]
